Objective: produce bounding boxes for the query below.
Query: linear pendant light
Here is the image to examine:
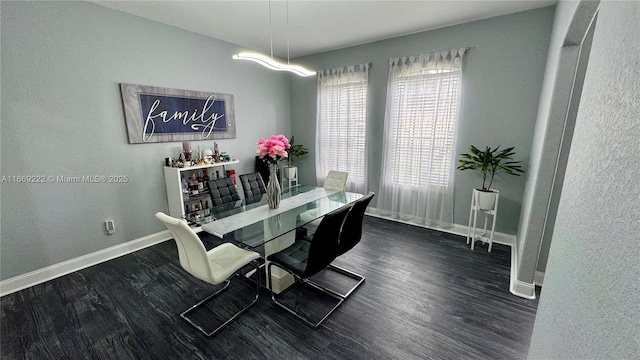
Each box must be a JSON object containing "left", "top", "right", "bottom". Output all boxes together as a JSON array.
[
  {"left": 232, "top": 53, "right": 315, "bottom": 77},
  {"left": 232, "top": 0, "right": 315, "bottom": 77}
]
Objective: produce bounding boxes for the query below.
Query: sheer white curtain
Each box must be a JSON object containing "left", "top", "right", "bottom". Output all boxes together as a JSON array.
[
  {"left": 377, "top": 49, "right": 466, "bottom": 227},
  {"left": 316, "top": 64, "right": 369, "bottom": 194}
]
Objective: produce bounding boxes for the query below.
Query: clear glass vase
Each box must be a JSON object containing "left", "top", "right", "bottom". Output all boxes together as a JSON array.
[{"left": 266, "top": 164, "right": 281, "bottom": 209}]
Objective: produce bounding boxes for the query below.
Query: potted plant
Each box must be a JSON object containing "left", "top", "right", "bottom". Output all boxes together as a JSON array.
[
  {"left": 283, "top": 135, "right": 309, "bottom": 180},
  {"left": 458, "top": 145, "right": 524, "bottom": 210}
]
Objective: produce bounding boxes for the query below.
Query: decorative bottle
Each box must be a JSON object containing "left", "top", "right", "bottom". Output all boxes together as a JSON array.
[{"left": 181, "top": 174, "right": 189, "bottom": 200}]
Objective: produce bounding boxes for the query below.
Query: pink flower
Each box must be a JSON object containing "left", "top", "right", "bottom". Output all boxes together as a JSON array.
[{"left": 256, "top": 135, "right": 290, "bottom": 164}]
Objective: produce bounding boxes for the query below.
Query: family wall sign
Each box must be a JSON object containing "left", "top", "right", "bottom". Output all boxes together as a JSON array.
[{"left": 120, "top": 83, "right": 236, "bottom": 144}]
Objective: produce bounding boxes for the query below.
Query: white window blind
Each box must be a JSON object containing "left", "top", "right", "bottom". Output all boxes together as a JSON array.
[
  {"left": 377, "top": 49, "right": 466, "bottom": 227},
  {"left": 384, "top": 52, "right": 463, "bottom": 189},
  {"left": 316, "top": 64, "right": 369, "bottom": 193}
]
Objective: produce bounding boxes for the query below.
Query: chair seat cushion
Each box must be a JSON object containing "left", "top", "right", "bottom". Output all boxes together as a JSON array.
[
  {"left": 267, "top": 239, "right": 310, "bottom": 276},
  {"left": 207, "top": 243, "right": 260, "bottom": 284}
]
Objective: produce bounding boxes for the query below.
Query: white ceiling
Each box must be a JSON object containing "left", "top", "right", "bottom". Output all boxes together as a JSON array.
[{"left": 93, "top": 0, "right": 556, "bottom": 58}]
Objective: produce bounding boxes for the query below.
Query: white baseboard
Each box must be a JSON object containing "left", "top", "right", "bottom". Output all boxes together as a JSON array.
[
  {"left": 366, "top": 209, "right": 537, "bottom": 299},
  {"left": 1, "top": 213, "right": 534, "bottom": 299},
  {"left": 366, "top": 209, "right": 516, "bottom": 246},
  {"left": 511, "top": 279, "right": 536, "bottom": 299},
  {"left": 508, "top": 242, "right": 537, "bottom": 299},
  {"left": 0, "top": 230, "right": 172, "bottom": 297},
  {"left": 535, "top": 270, "right": 545, "bottom": 286}
]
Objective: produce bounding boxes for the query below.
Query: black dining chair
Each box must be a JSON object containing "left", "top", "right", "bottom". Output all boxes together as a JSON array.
[
  {"left": 239, "top": 172, "right": 267, "bottom": 199},
  {"left": 208, "top": 177, "right": 241, "bottom": 206},
  {"left": 266, "top": 206, "right": 350, "bottom": 328},
  {"left": 328, "top": 192, "right": 375, "bottom": 298}
]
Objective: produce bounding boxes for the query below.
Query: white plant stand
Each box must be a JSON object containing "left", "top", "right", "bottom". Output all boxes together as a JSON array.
[
  {"left": 467, "top": 189, "right": 499, "bottom": 252},
  {"left": 282, "top": 166, "right": 298, "bottom": 189}
]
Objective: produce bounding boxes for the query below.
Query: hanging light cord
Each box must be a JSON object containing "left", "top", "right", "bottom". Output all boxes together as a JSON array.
[
  {"left": 269, "top": 0, "right": 273, "bottom": 59},
  {"left": 271, "top": 0, "right": 290, "bottom": 63},
  {"left": 287, "top": 0, "right": 290, "bottom": 64}
]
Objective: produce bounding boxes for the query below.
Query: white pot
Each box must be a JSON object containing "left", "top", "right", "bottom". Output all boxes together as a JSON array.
[
  {"left": 474, "top": 189, "right": 498, "bottom": 211},
  {"left": 283, "top": 166, "right": 297, "bottom": 180}
]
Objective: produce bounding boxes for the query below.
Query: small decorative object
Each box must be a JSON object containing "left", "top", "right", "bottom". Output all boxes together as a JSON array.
[
  {"left": 226, "top": 170, "right": 236, "bottom": 185},
  {"left": 256, "top": 135, "right": 291, "bottom": 209},
  {"left": 214, "top": 142, "right": 220, "bottom": 162},
  {"left": 176, "top": 154, "right": 184, "bottom": 168},
  {"left": 182, "top": 142, "right": 192, "bottom": 163},
  {"left": 202, "top": 149, "right": 214, "bottom": 164},
  {"left": 457, "top": 145, "right": 524, "bottom": 210}
]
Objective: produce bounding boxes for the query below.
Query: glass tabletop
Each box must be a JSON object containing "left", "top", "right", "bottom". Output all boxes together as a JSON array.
[{"left": 187, "top": 184, "right": 363, "bottom": 248}]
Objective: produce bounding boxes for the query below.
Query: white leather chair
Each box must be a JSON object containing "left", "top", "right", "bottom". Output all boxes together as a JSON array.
[
  {"left": 300, "top": 170, "right": 349, "bottom": 227},
  {"left": 323, "top": 170, "right": 348, "bottom": 191},
  {"left": 155, "top": 212, "right": 260, "bottom": 337}
]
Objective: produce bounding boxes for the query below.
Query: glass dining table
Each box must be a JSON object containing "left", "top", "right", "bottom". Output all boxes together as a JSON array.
[
  {"left": 187, "top": 184, "right": 362, "bottom": 247},
  {"left": 186, "top": 184, "right": 363, "bottom": 292}
]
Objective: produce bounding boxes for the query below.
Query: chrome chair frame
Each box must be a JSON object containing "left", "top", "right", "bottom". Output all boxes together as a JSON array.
[
  {"left": 321, "top": 263, "right": 366, "bottom": 299},
  {"left": 305, "top": 192, "right": 374, "bottom": 299},
  {"left": 267, "top": 262, "right": 347, "bottom": 329},
  {"left": 266, "top": 206, "right": 350, "bottom": 329},
  {"left": 180, "top": 260, "right": 261, "bottom": 337},
  {"left": 155, "top": 212, "right": 260, "bottom": 338}
]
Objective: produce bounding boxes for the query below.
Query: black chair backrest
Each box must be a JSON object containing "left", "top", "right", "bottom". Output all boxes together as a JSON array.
[
  {"left": 337, "top": 192, "right": 375, "bottom": 257},
  {"left": 303, "top": 206, "right": 350, "bottom": 278},
  {"left": 208, "top": 177, "right": 241, "bottom": 206},
  {"left": 239, "top": 172, "right": 267, "bottom": 198}
]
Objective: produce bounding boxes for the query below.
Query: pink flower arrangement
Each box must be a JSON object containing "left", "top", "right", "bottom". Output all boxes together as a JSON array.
[{"left": 256, "top": 135, "right": 290, "bottom": 164}]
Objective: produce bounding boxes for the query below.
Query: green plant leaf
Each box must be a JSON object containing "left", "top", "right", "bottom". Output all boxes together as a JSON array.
[
  {"left": 457, "top": 144, "right": 525, "bottom": 190},
  {"left": 286, "top": 135, "right": 309, "bottom": 166}
]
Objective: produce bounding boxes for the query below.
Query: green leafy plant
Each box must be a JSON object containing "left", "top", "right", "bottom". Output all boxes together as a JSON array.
[
  {"left": 286, "top": 135, "right": 309, "bottom": 167},
  {"left": 457, "top": 145, "right": 524, "bottom": 191}
]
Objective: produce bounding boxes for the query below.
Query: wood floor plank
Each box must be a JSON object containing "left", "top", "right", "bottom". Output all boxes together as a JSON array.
[{"left": 0, "top": 216, "right": 538, "bottom": 359}]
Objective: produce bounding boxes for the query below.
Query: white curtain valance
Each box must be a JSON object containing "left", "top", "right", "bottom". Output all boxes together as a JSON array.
[
  {"left": 318, "top": 63, "right": 370, "bottom": 79},
  {"left": 389, "top": 48, "right": 467, "bottom": 68}
]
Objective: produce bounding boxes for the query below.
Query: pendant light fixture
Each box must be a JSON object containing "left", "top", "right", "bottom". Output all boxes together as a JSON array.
[{"left": 232, "top": 0, "right": 315, "bottom": 77}]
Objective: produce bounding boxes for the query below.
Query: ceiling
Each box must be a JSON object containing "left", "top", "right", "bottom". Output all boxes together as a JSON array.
[{"left": 92, "top": 0, "right": 555, "bottom": 58}]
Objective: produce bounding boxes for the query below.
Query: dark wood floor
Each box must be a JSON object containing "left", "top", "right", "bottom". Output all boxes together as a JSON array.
[{"left": 1, "top": 216, "right": 538, "bottom": 359}]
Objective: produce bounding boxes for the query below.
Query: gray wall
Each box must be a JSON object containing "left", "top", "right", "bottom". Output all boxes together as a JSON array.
[
  {"left": 528, "top": 1, "right": 640, "bottom": 358},
  {"left": 0, "top": 2, "right": 291, "bottom": 280},
  {"left": 289, "top": 7, "right": 555, "bottom": 234}
]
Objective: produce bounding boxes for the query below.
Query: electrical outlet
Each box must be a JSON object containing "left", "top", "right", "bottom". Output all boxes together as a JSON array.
[{"left": 105, "top": 220, "right": 115, "bottom": 235}]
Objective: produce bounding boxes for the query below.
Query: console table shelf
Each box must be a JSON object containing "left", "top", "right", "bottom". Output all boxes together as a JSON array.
[{"left": 163, "top": 160, "right": 239, "bottom": 227}]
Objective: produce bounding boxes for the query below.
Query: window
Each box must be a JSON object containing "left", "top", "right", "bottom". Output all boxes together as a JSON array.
[
  {"left": 378, "top": 49, "right": 466, "bottom": 227},
  {"left": 316, "top": 64, "right": 369, "bottom": 193},
  {"left": 383, "top": 51, "right": 464, "bottom": 190}
]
